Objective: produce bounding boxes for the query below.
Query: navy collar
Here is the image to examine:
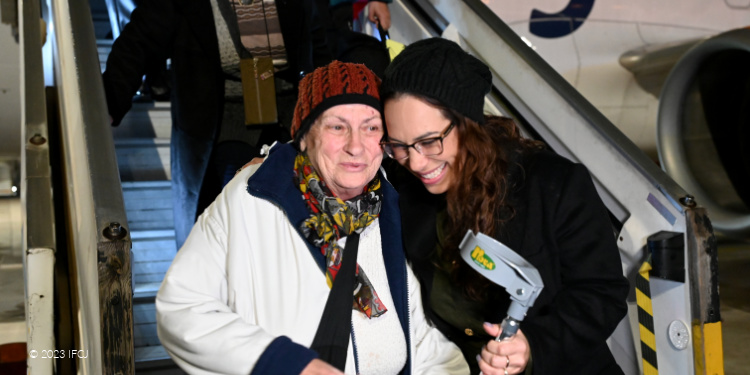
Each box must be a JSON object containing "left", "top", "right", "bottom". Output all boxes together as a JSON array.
[{"left": 245, "top": 143, "right": 405, "bottom": 279}]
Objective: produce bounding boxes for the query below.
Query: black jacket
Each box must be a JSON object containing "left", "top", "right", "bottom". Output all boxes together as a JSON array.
[
  {"left": 103, "top": 0, "right": 331, "bottom": 137},
  {"left": 386, "top": 149, "right": 629, "bottom": 374}
]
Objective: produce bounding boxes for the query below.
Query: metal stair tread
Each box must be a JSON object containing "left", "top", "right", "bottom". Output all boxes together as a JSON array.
[
  {"left": 129, "top": 229, "right": 176, "bottom": 241},
  {"left": 122, "top": 180, "right": 172, "bottom": 190},
  {"left": 134, "top": 345, "right": 171, "bottom": 362},
  {"left": 134, "top": 282, "right": 162, "bottom": 300}
]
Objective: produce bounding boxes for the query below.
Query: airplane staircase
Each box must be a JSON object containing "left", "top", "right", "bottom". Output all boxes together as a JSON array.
[
  {"left": 114, "top": 104, "right": 180, "bottom": 373},
  {"left": 20, "top": 0, "right": 724, "bottom": 373},
  {"left": 108, "top": 92, "right": 184, "bottom": 372}
]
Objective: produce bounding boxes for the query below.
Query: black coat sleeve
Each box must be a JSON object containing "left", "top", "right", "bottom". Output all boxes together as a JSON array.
[
  {"left": 308, "top": 0, "right": 334, "bottom": 69},
  {"left": 102, "top": 0, "right": 178, "bottom": 126},
  {"left": 520, "top": 161, "right": 629, "bottom": 374}
]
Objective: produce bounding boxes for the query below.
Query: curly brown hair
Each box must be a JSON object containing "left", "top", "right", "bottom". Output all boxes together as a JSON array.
[{"left": 411, "top": 96, "right": 544, "bottom": 301}]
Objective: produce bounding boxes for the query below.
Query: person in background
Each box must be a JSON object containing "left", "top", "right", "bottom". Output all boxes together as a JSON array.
[
  {"left": 330, "top": 0, "right": 391, "bottom": 31},
  {"left": 380, "top": 37, "right": 630, "bottom": 375},
  {"left": 105, "top": 0, "right": 171, "bottom": 103},
  {"left": 155, "top": 61, "right": 468, "bottom": 375},
  {"left": 318, "top": 0, "right": 392, "bottom": 79},
  {"left": 102, "top": 0, "right": 331, "bottom": 248}
]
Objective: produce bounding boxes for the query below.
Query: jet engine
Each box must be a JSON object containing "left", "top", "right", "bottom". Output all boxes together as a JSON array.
[{"left": 658, "top": 28, "right": 750, "bottom": 238}]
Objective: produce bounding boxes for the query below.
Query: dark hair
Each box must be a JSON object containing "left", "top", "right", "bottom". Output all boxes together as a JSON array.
[{"left": 385, "top": 92, "right": 544, "bottom": 301}]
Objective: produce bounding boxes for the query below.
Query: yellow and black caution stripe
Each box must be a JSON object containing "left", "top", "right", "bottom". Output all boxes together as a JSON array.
[{"left": 636, "top": 256, "right": 658, "bottom": 375}]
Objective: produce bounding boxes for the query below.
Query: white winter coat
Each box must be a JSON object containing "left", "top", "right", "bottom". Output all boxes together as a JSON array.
[{"left": 155, "top": 144, "right": 468, "bottom": 375}]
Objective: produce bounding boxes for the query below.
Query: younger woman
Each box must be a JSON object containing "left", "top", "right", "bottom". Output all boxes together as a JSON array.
[{"left": 381, "top": 38, "right": 629, "bottom": 375}]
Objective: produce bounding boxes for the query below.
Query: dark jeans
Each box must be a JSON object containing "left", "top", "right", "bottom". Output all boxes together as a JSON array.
[
  {"left": 171, "top": 123, "right": 213, "bottom": 250},
  {"left": 171, "top": 120, "right": 289, "bottom": 249},
  {"left": 196, "top": 141, "right": 260, "bottom": 220}
]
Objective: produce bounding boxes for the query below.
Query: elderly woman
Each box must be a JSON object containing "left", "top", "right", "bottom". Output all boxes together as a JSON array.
[
  {"left": 380, "top": 38, "right": 629, "bottom": 375},
  {"left": 155, "top": 61, "right": 468, "bottom": 375}
]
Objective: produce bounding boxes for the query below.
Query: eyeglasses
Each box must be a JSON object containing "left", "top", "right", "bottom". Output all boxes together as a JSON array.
[{"left": 381, "top": 122, "right": 455, "bottom": 160}]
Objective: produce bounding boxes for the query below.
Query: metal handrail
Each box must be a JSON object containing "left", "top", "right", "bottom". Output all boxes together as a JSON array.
[
  {"left": 457, "top": 0, "right": 690, "bottom": 208},
  {"left": 392, "top": 0, "right": 690, "bottom": 229},
  {"left": 416, "top": 0, "right": 690, "bottom": 244},
  {"left": 48, "top": 0, "right": 134, "bottom": 372},
  {"left": 20, "top": 0, "right": 56, "bottom": 373}
]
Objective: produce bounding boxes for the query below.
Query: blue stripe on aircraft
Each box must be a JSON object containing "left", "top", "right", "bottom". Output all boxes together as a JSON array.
[{"left": 530, "top": 0, "right": 595, "bottom": 38}]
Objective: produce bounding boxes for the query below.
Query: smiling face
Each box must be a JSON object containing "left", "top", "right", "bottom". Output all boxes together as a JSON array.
[
  {"left": 384, "top": 95, "right": 459, "bottom": 195},
  {"left": 300, "top": 104, "right": 384, "bottom": 201}
]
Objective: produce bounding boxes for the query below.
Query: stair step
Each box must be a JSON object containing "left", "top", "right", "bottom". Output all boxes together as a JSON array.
[
  {"left": 122, "top": 180, "right": 172, "bottom": 189},
  {"left": 97, "top": 39, "right": 113, "bottom": 73},
  {"left": 132, "top": 238, "right": 177, "bottom": 260},
  {"left": 134, "top": 260, "right": 172, "bottom": 284},
  {"left": 116, "top": 138, "right": 171, "bottom": 182},
  {"left": 133, "top": 302, "right": 161, "bottom": 347},
  {"left": 135, "top": 324, "right": 160, "bottom": 347},
  {"left": 122, "top": 180, "right": 176, "bottom": 292},
  {"left": 135, "top": 345, "right": 184, "bottom": 374},
  {"left": 89, "top": 0, "right": 114, "bottom": 38},
  {"left": 134, "top": 345, "right": 173, "bottom": 363},
  {"left": 134, "top": 282, "right": 162, "bottom": 301},
  {"left": 122, "top": 180, "right": 174, "bottom": 231},
  {"left": 131, "top": 228, "right": 175, "bottom": 240},
  {"left": 111, "top": 102, "right": 172, "bottom": 138},
  {"left": 130, "top": 232, "right": 175, "bottom": 289},
  {"left": 109, "top": 82, "right": 173, "bottom": 183},
  {"left": 134, "top": 301, "right": 157, "bottom": 325}
]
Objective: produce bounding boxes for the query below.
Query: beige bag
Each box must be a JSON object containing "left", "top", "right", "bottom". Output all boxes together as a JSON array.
[
  {"left": 232, "top": 0, "right": 287, "bottom": 125},
  {"left": 240, "top": 56, "right": 277, "bottom": 125}
]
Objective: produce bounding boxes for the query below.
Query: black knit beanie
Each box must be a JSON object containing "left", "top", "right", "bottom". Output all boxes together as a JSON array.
[{"left": 381, "top": 37, "right": 492, "bottom": 124}]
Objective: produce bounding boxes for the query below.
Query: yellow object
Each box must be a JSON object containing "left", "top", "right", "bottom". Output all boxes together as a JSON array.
[
  {"left": 386, "top": 39, "right": 406, "bottom": 61},
  {"left": 693, "top": 321, "right": 725, "bottom": 375},
  {"left": 240, "top": 57, "right": 278, "bottom": 125}
]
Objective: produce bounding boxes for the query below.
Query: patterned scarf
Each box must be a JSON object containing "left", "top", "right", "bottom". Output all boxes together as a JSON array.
[
  {"left": 295, "top": 153, "right": 388, "bottom": 318},
  {"left": 231, "top": 0, "right": 288, "bottom": 67}
]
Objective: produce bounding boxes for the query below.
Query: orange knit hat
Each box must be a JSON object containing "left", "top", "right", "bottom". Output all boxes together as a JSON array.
[{"left": 291, "top": 61, "right": 382, "bottom": 143}]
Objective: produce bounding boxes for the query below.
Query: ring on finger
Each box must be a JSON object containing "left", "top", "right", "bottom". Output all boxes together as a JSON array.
[{"left": 504, "top": 370, "right": 508, "bottom": 375}]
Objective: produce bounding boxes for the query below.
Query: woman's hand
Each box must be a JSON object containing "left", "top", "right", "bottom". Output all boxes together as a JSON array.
[
  {"left": 368, "top": 1, "right": 391, "bottom": 30},
  {"left": 300, "top": 359, "right": 345, "bottom": 375},
  {"left": 478, "top": 323, "right": 530, "bottom": 375}
]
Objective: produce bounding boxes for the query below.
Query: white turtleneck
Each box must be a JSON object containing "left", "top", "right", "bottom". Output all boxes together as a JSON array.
[{"left": 339, "top": 221, "right": 408, "bottom": 374}]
